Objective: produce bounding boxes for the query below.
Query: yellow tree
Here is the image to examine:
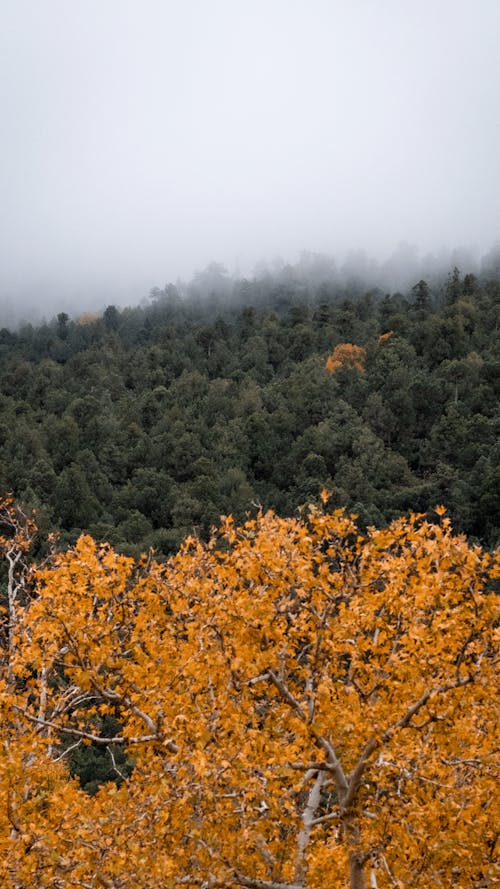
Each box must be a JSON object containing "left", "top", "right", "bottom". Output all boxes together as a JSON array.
[
  {"left": 1, "top": 498, "right": 498, "bottom": 888},
  {"left": 0, "top": 498, "right": 85, "bottom": 887},
  {"left": 325, "top": 344, "right": 366, "bottom": 374}
]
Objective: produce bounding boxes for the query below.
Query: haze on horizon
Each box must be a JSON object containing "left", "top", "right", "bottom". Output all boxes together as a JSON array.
[{"left": 1, "top": 0, "right": 499, "bottom": 318}]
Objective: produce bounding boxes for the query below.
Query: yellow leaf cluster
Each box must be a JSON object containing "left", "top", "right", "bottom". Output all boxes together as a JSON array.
[
  {"left": 0, "top": 497, "right": 498, "bottom": 889},
  {"left": 326, "top": 343, "right": 366, "bottom": 374}
]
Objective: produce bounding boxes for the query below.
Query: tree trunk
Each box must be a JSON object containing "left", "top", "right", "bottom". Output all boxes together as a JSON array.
[{"left": 349, "top": 851, "right": 367, "bottom": 889}]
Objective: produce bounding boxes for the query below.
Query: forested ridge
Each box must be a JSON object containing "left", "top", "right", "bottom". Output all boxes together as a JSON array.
[{"left": 0, "top": 265, "right": 498, "bottom": 553}]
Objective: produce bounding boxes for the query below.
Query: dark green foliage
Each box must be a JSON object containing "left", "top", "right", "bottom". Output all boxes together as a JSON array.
[
  {"left": 67, "top": 714, "right": 134, "bottom": 796},
  {"left": 0, "top": 268, "right": 498, "bottom": 553}
]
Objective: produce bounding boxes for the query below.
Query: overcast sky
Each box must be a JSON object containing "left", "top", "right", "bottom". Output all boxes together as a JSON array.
[{"left": 1, "top": 0, "right": 499, "bottom": 312}]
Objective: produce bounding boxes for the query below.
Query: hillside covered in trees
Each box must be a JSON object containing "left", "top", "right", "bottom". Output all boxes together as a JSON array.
[{"left": 0, "top": 265, "right": 498, "bottom": 554}]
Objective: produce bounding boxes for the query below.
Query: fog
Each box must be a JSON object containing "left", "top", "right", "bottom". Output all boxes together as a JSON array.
[{"left": 1, "top": 0, "right": 499, "bottom": 321}]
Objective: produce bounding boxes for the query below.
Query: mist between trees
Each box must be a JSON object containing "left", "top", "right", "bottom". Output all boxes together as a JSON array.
[{"left": 2, "top": 241, "right": 500, "bottom": 328}]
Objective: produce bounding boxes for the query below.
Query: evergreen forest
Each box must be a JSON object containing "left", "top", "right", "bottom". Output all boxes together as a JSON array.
[{"left": 0, "top": 265, "right": 498, "bottom": 555}]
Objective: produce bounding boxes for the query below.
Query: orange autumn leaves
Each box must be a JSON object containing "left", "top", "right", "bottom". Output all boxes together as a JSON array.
[
  {"left": 326, "top": 343, "right": 366, "bottom": 374},
  {"left": 325, "top": 335, "right": 393, "bottom": 375},
  {"left": 0, "top": 497, "right": 498, "bottom": 889}
]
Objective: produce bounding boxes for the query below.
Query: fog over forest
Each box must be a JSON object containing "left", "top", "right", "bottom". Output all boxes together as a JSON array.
[{"left": 1, "top": 1, "right": 499, "bottom": 323}]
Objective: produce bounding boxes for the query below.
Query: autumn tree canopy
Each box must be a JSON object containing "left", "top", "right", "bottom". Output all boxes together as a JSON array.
[
  {"left": 325, "top": 343, "right": 366, "bottom": 374},
  {"left": 0, "top": 497, "right": 498, "bottom": 888}
]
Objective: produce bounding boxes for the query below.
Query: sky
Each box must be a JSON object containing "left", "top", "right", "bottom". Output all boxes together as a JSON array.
[{"left": 1, "top": 0, "right": 499, "bottom": 314}]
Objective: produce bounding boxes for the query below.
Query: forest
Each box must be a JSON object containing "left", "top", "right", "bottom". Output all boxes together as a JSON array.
[
  {"left": 0, "top": 265, "right": 499, "bottom": 888},
  {"left": 0, "top": 264, "right": 498, "bottom": 556}
]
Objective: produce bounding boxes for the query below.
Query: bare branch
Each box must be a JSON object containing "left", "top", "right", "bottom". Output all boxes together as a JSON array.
[
  {"left": 255, "top": 835, "right": 277, "bottom": 871},
  {"left": 313, "top": 736, "right": 349, "bottom": 797},
  {"left": 310, "top": 810, "right": 340, "bottom": 826},
  {"left": 14, "top": 707, "right": 173, "bottom": 748},
  {"left": 288, "top": 761, "right": 337, "bottom": 773},
  {"left": 441, "top": 757, "right": 484, "bottom": 767},
  {"left": 380, "top": 854, "right": 399, "bottom": 887},
  {"left": 107, "top": 745, "right": 127, "bottom": 781},
  {"left": 248, "top": 672, "right": 271, "bottom": 686},
  {"left": 342, "top": 739, "right": 379, "bottom": 812},
  {"left": 52, "top": 739, "right": 83, "bottom": 763},
  {"left": 266, "top": 670, "right": 348, "bottom": 795},
  {"left": 235, "top": 874, "right": 305, "bottom": 889},
  {"left": 37, "top": 665, "right": 48, "bottom": 725},
  {"left": 312, "top": 807, "right": 373, "bottom": 827},
  {"left": 384, "top": 676, "right": 474, "bottom": 741},
  {"left": 267, "top": 670, "right": 307, "bottom": 721},
  {"left": 92, "top": 686, "right": 159, "bottom": 736},
  {"left": 305, "top": 676, "right": 315, "bottom": 723},
  {"left": 295, "top": 769, "right": 327, "bottom": 884},
  {"left": 379, "top": 759, "right": 456, "bottom": 789}
]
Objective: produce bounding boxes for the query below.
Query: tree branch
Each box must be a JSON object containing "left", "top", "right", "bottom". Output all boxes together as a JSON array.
[
  {"left": 342, "top": 739, "right": 379, "bottom": 812},
  {"left": 92, "top": 685, "right": 159, "bottom": 736},
  {"left": 266, "top": 670, "right": 348, "bottom": 795},
  {"left": 107, "top": 745, "right": 128, "bottom": 781},
  {"left": 384, "top": 675, "right": 474, "bottom": 740},
  {"left": 14, "top": 707, "right": 176, "bottom": 749},
  {"left": 294, "top": 769, "right": 327, "bottom": 884},
  {"left": 313, "top": 736, "right": 349, "bottom": 797},
  {"left": 52, "top": 738, "right": 83, "bottom": 763},
  {"left": 267, "top": 670, "right": 307, "bottom": 721},
  {"left": 288, "top": 761, "right": 337, "bottom": 772},
  {"left": 235, "top": 874, "right": 306, "bottom": 889}
]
